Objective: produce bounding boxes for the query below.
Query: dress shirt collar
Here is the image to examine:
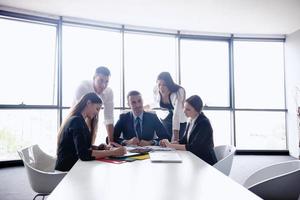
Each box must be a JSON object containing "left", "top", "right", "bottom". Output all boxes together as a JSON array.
[
  {"left": 188, "top": 113, "right": 200, "bottom": 125},
  {"left": 132, "top": 112, "right": 144, "bottom": 121},
  {"left": 186, "top": 113, "right": 200, "bottom": 141}
]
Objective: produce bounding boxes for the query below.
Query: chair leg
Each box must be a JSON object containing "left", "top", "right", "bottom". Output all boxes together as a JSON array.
[{"left": 33, "top": 193, "right": 49, "bottom": 200}]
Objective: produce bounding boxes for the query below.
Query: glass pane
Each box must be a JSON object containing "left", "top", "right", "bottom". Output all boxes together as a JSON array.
[
  {"left": 205, "top": 110, "right": 231, "bottom": 146},
  {"left": 235, "top": 111, "right": 286, "bottom": 150},
  {"left": 62, "top": 25, "right": 122, "bottom": 107},
  {"left": 234, "top": 41, "right": 285, "bottom": 109},
  {"left": 62, "top": 108, "right": 120, "bottom": 144},
  {"left": 124, "top": 32, "right": 176, "bottom": 105},
  {"left": 0, "top": 18, "right": 57, "bottom": 105},
  {"left": 181, "top": 39, "right": 229, "bottom": 107},
  {"left": 0, "top": 110, "right": 58, "bottom": 161},
  {"left": 96, "top": 109, "right": 121, "bottom": 144}
]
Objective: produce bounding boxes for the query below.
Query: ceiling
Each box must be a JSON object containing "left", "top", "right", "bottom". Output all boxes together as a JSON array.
[{"left": 1, "top": 0, "right": 300, "bottom": 35}]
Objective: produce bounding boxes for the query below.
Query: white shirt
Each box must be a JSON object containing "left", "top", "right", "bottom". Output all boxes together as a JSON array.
[
  {"left": 153, "top": 86, "right": 187, "bottom": 131},
  {"left": 73, "top": 80, "right": 114, "bottom": 125},
  {"left": 187, "top": 114, "right": 199, "bottom": 141}
]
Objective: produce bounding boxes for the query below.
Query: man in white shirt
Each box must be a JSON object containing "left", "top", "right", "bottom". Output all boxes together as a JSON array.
[{"left": 73, "top": 66, "right": 117, "bottom": 146}]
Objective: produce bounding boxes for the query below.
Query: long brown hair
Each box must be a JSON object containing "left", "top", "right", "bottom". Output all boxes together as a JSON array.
[
  {"left": 57, "top": 92, "right": 102, "bottom": 149},
  {"left": 157, "top": 71, "right": 186, "bottom": 106},
  {"left": 157, "top": 72, "right": 183, "bottom": 93}
]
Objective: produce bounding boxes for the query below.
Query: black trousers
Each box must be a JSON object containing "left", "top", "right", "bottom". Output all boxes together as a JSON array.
[{"left": 161, "top": 111, "right": 186, "bottom": 140}]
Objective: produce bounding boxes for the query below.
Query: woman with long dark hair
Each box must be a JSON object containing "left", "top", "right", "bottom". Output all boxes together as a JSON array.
[
  {"left": 160, "top": 95, "right": 217, "bottom": 165},
  {"left": 55, "top": 92, "right": 126, "bottom": 171},
  {"left": 153, "top": 72, "right": 187, "bottom": 142}
]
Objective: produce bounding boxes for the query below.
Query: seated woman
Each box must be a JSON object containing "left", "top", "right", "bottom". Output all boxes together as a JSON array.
[
  {"left": 55, "top": 92, "right": 126, "bottom": 171},
  {"left": 160, "top": 95, "right": 217, "bottom": 165}
]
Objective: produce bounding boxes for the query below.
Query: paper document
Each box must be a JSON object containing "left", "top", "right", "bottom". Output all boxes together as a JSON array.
[
  {"left": 146, "top": 146, "right": 175, "bottom": 151},
  {"left": 126, "top": 145, "right": 175, "bottom": 152},
  {"left": 149, "top": 151, "right": 182, "bottom": 163}
]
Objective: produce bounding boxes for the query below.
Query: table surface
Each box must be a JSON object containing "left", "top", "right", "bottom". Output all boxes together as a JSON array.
[{"left": 48, "top": 151, "right": 261, "bottom": 200}]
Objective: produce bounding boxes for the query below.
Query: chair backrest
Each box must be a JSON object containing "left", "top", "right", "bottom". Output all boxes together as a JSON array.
[
  {"left": 18, "top": 144, "right": 67, "bottom": 194},
  {"left": 213, "top": 145, "right": 236, "bottom": 176},
  {"left": 243, "top": 160, "right": 300, "bottom": 200},
  {"left": 18, "top": 144, "right": 56, "bottom": 172}
]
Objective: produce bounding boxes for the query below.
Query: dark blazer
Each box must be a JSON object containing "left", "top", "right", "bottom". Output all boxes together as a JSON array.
[
  {"left": 113, "top": 111, "right": 170, "bottom": 145},
  {"left": 180, "top": 113, "right": 217, "bottom": 165},
  {"left": 55, "top": 114, "right": 95, "bottom": 171}
]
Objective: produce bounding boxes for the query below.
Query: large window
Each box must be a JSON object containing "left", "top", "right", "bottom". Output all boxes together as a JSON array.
[
  {"left": 62, "top": 25, "right": 122, "bottom": 107},
  {"left": 124, "top": 32, "right": 176, "bottom": 105},
  {"left": 234, "top": 41, "right": 286, "bottom": 150},
  {"left": 0, "top": 18, "right": 57, "bottom": 105},
  {"left": 180, "top": 39, "right": 231, "bottom": 145},
  {"left": 0, "top": 110, "right": 58, "bottom": 160},
  {"left": 0, "top": 17, "right": 58, "bottom": 161},
  {"left": 234, "top": 41, "right": 285, "bottom": 109},
  {"left": 205, "top": 111, "right": 232, "bottom": 146},
  {"left": 235, "top": 111, "right": 286, "bottom": 150},
  {"left": 0, "top": 12, "right": 288, "bottom": 162},
  {"left": 180, "top": 39, "right": 230, "bottom": 107}
]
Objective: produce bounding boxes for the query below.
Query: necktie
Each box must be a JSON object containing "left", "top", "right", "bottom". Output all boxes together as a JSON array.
[{"left": 136, "top": 117, "right": 142, "bottom": 139}]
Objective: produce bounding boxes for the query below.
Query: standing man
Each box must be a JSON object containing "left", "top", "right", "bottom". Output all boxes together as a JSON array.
[
  {"left": 113, "top": 90, "right": 170, "bottom": 146},
  {"left": 73, "top": 66, "right": 116, "bottom": 145}
]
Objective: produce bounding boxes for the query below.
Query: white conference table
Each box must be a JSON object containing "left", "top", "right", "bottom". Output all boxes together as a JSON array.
[{"left": 48, "top": 151, "right": 261, "bottom": 200}]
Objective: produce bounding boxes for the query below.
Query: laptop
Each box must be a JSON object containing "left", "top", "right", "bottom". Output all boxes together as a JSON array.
[{"left": 149, "top": 151, "right": 182, "bottom": 163}]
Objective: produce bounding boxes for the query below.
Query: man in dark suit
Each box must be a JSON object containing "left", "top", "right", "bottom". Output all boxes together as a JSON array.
[{"left": 113, "top": 90, "right": 170, "bottom": 146}]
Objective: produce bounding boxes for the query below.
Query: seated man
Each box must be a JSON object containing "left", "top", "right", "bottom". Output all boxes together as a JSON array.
[{"left": 114, "top": 90, "right": 170, "bottom": 146}]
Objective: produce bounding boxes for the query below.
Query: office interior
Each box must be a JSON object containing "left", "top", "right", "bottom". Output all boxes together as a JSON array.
[{"left": 0, "top": 0, "right": 300, "bottom": 199}]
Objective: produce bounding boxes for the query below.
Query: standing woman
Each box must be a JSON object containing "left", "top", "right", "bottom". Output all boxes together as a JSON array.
[
  {"left": 55, "top": 92, "right": 126, "bottom": 171},
  {"left": 154, "top": 72, "right": 187, "bottom": 142},
  {"left": 160, "top": 95, "right": 217, "bottom": 165}
]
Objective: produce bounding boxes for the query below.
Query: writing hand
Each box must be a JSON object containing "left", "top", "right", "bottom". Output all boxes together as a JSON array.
[{"left": 112, "top": 146, "right": 127, "bottom": 156}]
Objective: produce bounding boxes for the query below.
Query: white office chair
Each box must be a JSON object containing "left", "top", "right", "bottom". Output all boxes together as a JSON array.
[
  {"left": 213, "top": 145, "right": 236, "bottom": 176},
  {"left": 243, "top": 160, "right": 300, "bottom": 200},
  {"left": 18, "top": 144, "right": 67, "bottom": 200}
]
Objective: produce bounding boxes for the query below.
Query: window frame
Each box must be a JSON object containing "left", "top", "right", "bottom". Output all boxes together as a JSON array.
[{"left": 0, "top": 10, "right": 288, "bottom": 164}]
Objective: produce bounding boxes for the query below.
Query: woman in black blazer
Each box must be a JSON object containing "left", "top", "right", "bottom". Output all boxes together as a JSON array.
[
  {"left": 160, "top": 95, "right": 217, "bottom": 165},
  {"left": 55, "top": 92, "right": 126, "bottom": 171}
]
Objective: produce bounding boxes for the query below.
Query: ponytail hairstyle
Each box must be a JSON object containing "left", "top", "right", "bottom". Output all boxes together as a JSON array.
[{"left": 185, "top": 95, "right": 203, "bottom": 113}]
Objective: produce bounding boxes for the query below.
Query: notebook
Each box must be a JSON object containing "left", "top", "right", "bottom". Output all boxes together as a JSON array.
[
  {"left": 111, "top": 146, "right": 150, "bottom": 158},
  {"left": 149, "top": 151, "right": 182, "bottom": 163},
  {"left": 111, "top": 151, "right": 141, "bottom": 158}
]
